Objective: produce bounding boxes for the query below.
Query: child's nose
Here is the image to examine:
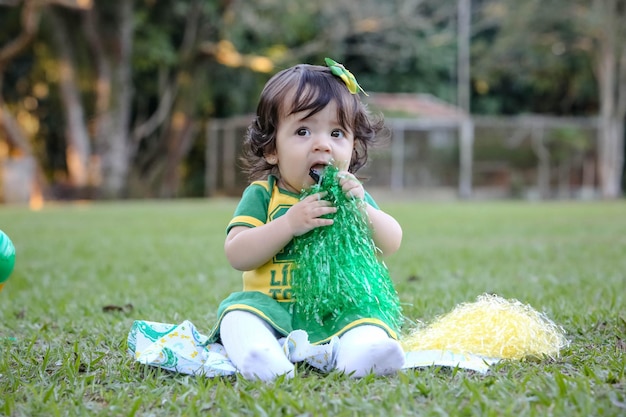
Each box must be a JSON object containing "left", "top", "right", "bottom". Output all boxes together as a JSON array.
[{"left": 313, "top": 135, "right": 332, "bottom": 152}]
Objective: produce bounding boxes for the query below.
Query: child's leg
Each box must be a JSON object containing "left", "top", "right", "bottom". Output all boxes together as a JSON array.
[
  {"left": 335, "top": 325, "right": 405, "bottom": 378},
  {"left": 219, "top": 310, "right": 295, "bottom": 381}
]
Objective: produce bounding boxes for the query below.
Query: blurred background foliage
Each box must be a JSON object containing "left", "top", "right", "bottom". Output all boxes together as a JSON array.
[{"left": 0, "top": 0, "right": 623, "bottom": 200}]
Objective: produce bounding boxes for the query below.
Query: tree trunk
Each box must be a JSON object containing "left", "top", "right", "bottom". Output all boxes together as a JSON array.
[
  {"left": 0, "top": 0, "right": 41, "bottom": 156},
  {"left": 531, "top": 126, "right": 551, "bottom": 199},
  {"left": 91, "top": 1, "right": 134, "bottom": 198},
  {"left": 0, "top": 97, "right": 32, "bottom": 156},
  {"left": 0, "top": 1, "right": 46, "bottom": 206},
  {"left": 598, "top": 117, "right": 624, "bottom": 198},
  {"left": 595, "top": 0, "right": 625, "bottom": 198},
  {"left": 153, "top": 0, "right": 202, "bottom": 198},
  {"left": 48, "top": 9, "right": 91, "bottom": 187},
  {"left": 159, "top": 114, "right": 197, "bottom": 198}
]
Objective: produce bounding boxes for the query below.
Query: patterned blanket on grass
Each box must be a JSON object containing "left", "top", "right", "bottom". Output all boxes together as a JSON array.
[{"left": 127, "top": 320, "right": 497, "bottom": 377}]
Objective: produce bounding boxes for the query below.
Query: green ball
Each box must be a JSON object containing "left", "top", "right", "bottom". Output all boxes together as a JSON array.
[{"left": 0, "top": 230, "right": 16, "bottom": 284}]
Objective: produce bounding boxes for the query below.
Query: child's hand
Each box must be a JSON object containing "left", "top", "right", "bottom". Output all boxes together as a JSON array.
[
  {"left": 285, "top": 192, "right": 337, "bottom": 237},
  {"left": 338, "top": 171, "right": 365, "bottom": 200}
]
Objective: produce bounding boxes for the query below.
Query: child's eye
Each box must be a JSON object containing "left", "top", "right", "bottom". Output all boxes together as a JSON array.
[
  {"left": 296, "top": 128, "right": 310, "bottom": 136},
  {"left": 331, "top": 129, "right": 345, "bottom": 138}
]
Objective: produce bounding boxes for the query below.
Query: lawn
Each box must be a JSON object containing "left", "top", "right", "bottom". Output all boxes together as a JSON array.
[{"left": 0, "top": 199, "right": 625, "bottom": 416}]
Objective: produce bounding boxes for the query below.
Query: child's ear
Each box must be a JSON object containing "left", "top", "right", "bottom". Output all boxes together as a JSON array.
[{"left": 264, "top": 154, "right": 278, "bottom": 165}]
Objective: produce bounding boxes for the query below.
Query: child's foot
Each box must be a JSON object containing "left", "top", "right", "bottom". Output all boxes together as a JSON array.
[
  {"left": 238, "top": 343, "right": 295, "bottom": 381},
  {"left": 335, "top": 327, "right": 405, "bottom": 377}
]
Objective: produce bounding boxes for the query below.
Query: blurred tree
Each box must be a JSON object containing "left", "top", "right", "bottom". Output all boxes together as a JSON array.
[
  {"left": 128, "top": 0, "right": 463, "bottom": 196},
  {"left": 585, "top": 0, "right": 626, "bottom": 198},
  {"left": 0, "top": 0, "right": 92, "bottom": 205},
  {"left": 46, "top": 7, "right": 91, "bottom": 188},
  {"left": 471, "top": 1, "right": 597, "bottom": 115},
  {"left": 81, "top": 1, "right": 134, "bottom": 198},
  {"left": 472, "top": 0, "right": 625, "bottom": 197},
  {"left": 130, "top": 0, "right": 210, "bottom": 198},
  {"left": 0, "top": 1, "right": 36, "bottom": 158},
  {"left": 219, "top": 0, "right": 459, "bottom": 100}
]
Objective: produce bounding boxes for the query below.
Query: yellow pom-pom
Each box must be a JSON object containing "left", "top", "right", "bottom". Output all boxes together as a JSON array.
[{"left": 401, "top": 294, "right": 568, "bottom": 360}]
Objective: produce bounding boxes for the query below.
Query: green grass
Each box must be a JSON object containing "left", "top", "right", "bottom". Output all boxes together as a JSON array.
[{"left": 1, "top": 199, "right": 625, "bottom": 416}]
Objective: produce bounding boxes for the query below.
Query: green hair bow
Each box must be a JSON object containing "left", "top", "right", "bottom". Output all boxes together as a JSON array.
[{"left": 325, "top": 57, "right": 368, "bottom": 96}]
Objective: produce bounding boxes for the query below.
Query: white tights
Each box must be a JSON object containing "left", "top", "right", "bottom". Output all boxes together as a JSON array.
[
  {"left": 219, "top": 310, "right": 405, "bottom": 381},
  {"left": 219, "top": 310, "right": 295, "bottom": 381}
]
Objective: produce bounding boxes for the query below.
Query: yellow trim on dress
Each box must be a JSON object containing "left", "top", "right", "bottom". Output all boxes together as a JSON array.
[
  {"left": 250, "top": 180, "right": 270, "bottom": 192},
  {"left": 229, "top": 215, "right": 265, "bottom": 228},
  {"left": 313, "top": 318, "right": 399, "bottom": 345}
]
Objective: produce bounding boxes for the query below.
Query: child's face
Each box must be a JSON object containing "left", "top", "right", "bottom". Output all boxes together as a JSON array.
[{"left": 267, "top": 100, "right": 354, "bottom": 193}]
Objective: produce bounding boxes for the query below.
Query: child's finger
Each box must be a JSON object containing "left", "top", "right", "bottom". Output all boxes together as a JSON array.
[{"left": 302, "top": 191, "right": 328, "bottom": 202}]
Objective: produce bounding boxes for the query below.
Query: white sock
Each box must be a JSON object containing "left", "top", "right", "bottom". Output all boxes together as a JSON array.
[
  {"left": 219, "top": 310, "right": 295, "bottom": 382},
  {"left": 335, "top": 325, "right": 405, "bottom": 378}
]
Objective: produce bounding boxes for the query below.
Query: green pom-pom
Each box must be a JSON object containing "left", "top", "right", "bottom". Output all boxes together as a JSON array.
[
  {"left": 0, "top": 230, "right": 16, "bottom": 285},
  {"left": 291, "top": 165, "right": 403, "bottom": 335}
]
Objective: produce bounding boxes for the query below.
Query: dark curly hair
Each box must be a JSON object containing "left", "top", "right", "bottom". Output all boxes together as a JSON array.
[{"left": 240, "top": 64, "right": 387, "bottom": 181}]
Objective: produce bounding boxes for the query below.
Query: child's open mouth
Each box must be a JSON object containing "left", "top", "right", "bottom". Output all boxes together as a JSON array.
[{"left": 309, "top": 164, "right": 328, "bottom": 183}]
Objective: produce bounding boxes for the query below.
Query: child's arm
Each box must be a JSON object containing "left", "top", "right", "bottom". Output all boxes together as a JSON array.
[
  {"left": 224, "top": 193, "right": 337, "bottom": 271},
  {"left": 364, "top": 204, "right": 403, "bottom": 256},
  {"left": 339, "top": 172, "right": 403, "bottom": 256}
]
